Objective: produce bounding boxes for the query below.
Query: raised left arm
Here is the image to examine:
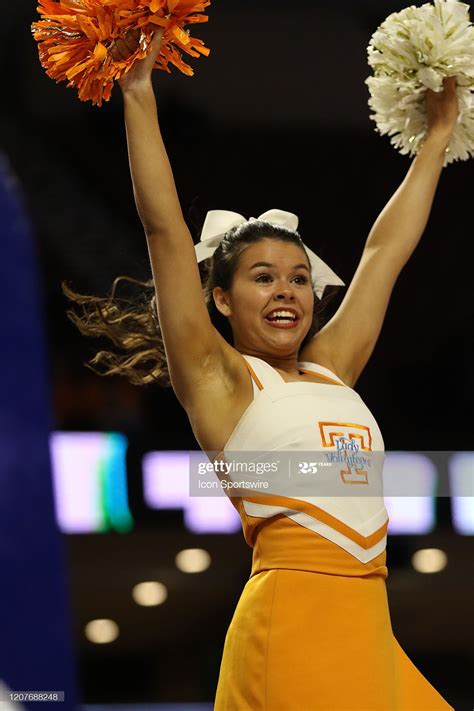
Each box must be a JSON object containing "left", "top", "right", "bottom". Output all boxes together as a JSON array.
[{"left": 301, "top": 78, "right": 459, "bottom": 387}]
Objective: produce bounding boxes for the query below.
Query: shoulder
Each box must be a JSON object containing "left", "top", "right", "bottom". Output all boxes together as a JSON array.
[{"left": 299, "top": 340, "right": 355, "bottom": 387}]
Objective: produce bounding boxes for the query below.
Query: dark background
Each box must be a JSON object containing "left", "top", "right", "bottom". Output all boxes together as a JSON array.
[{"left": 2, "top": 0, "right": 473, "bottom": 707}]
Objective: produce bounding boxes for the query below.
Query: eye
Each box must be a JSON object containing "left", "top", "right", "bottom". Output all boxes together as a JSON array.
[
  {"left": 255, "top": 273, "right": 273, "bottom": 283},
  {"left": 255, "top": 273, "right": 309, "bottom": 285}
]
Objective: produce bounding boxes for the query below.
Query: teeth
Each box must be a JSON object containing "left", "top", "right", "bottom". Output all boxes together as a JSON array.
[{"left": 267, "top": 310, "right": 297, "bottom": 321}]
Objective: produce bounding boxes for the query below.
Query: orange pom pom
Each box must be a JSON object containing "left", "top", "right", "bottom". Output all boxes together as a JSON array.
[{"left": 31, "top": 0, "right": 211, "bottom": 106}]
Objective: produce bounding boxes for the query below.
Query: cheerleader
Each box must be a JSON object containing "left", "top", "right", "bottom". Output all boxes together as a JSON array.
[{"left": 67, "top": 28, "right": 457, "bottom": 710}]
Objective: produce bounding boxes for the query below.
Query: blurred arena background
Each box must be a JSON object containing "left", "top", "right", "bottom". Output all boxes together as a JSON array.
[{"left": 0, "top": 0, "right": 472, "bottom": 709}]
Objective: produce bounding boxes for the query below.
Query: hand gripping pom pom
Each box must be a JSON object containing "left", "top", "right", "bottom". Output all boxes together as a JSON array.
[
  {"left": 31, "top": 0, "right": 211, "bottom": 107},
  {"left": 366, "top": 0, "right": 474, "bottom": 165}
]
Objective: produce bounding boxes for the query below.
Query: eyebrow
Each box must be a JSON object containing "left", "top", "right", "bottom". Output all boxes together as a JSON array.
[{"left": 249, "top": 261, "right": 310, "bottom": 272}]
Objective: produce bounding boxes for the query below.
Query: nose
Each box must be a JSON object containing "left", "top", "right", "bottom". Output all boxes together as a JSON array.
[{"left": 274, "top": 287, "right": 295, "bottom": 301}]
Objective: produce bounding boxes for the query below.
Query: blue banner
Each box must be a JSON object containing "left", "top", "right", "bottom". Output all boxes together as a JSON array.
[{"left": 0, "top": 154, "right": 77, "bottom": 709}]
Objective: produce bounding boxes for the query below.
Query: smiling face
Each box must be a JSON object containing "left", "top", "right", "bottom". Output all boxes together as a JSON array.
[{"left": 213, "top": 238, "right": 314, "bottom": 358}]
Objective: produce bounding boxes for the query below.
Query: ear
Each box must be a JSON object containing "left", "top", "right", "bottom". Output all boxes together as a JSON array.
[{"left": 213, "top": 286, "right": 232, "bottom": 317}]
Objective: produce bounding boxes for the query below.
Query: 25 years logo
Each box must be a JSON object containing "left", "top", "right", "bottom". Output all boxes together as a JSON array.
[{"left": 298, "top": 462, "right": 318, "bottom": 474}]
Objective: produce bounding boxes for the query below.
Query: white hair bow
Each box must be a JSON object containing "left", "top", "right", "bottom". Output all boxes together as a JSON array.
[{"left": 194, "top": 209, "right": 345, "bottom": 300}]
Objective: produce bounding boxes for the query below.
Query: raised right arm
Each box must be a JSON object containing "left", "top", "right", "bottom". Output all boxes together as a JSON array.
[{"left": 117, "top": 32, "right": 235, "bottom": 405}]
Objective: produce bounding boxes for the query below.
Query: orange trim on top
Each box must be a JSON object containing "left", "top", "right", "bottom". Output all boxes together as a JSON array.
[
  {"left": 242, "top": 493, "right": 388, "bottom": 549},
  {"left": 298, "top": 369, "right": 345, "bottom": 386},
  {"left": 243, "top": 358, "right": 264, "bottom": 391}
]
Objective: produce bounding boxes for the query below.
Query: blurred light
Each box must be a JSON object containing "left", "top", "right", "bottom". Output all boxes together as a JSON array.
[
  {"left": 50, "top": 432, "right": 133, "bottom": 534},
  {"left": 132, "top": 581, "right": 168, "bottom": 607},
  {"left": 383, "top": 453, "right": 436, "bottom": 534},
  {"left": 449, "top": 452, "right": 474, "bottom": 535},
  {"left": 84, "top": 618, "right": 119, "bottom": 644},
  {"left": 144, "top": 451, "right": 190, "bottom": 507},
  {"left": 143, "top": 451, "right": 241, "bottom": 533},
  {"left": 175, "top": 548, "right": 211, "bottom": 573},
  {"left": 411, "top": 548, "right": 447, "bottom": 574}
]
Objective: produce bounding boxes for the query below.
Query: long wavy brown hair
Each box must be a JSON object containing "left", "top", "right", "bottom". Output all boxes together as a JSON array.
[{"left": 64, "top": 220, "right": 342, "bottom": 387}]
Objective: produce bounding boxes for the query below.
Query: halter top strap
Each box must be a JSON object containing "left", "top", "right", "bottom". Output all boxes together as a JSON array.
[
  {"left": 297, "top": 361, "right": 346, "bottom": 386},
  {"left": 241, "top": 355, "right": 285, "bottom": 395},
  {"left": 241, "top": 354, "right": 346, "bottom": 395}
]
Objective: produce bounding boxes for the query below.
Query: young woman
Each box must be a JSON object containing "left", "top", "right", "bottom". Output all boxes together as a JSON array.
[{"left": 69, "top": 28, "right": 457, "bottom": 710}]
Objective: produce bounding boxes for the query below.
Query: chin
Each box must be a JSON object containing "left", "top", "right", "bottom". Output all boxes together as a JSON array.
[{"left": 264, "top": 333, "right": 305, "bottom": 352}]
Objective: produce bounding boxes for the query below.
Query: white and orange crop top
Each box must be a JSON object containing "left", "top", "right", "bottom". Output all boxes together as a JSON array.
[{"left": 222, "top": 355, "right": 390, "bottom": 576}]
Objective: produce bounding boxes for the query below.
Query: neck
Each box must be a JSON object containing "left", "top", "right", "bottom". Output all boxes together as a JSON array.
[{"left": 236, "top": 347, "right": 301, "bottom": 374}]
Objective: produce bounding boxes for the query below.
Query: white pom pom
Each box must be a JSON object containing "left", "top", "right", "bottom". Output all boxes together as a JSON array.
[{"left": 366, "top": 0, "right": 474, "bottom": 165}]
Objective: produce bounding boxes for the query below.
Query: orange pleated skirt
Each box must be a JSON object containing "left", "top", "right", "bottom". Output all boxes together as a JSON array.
[{"left": 214, "top": 508, "right": 454, "bottom": 711}]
